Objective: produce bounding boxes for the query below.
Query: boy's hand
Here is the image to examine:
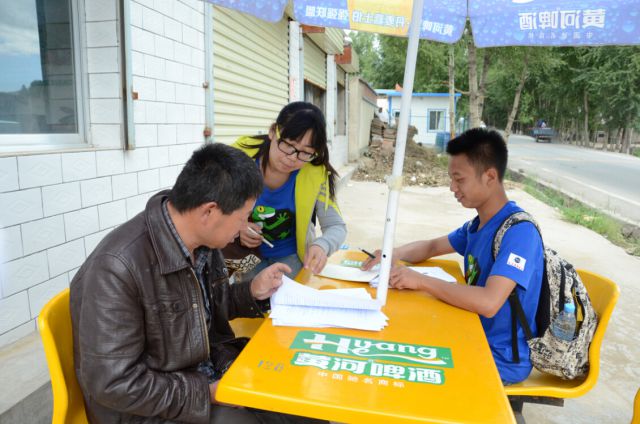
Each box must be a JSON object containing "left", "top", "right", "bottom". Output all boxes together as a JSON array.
[
  {"left": 361, "top": 249, "right": 382, "bottom": 270},
  {"left": 250, "top": 263, "right": 291, "bottom": 300},
  {"left": 388, "top": 265, "right": 423, "bottom": 290}
]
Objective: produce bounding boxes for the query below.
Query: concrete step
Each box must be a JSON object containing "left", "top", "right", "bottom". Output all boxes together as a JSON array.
[
  {"left": 336, "top": 163, "right": 357, "bottom": 192},
  {"left": 0, "top": 332, "right": 52, "bottom": 423}
]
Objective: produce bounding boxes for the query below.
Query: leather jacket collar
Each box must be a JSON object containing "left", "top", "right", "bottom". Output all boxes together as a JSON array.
[{"left": 145, "top": 190, "right": 194, "bottom": 275}]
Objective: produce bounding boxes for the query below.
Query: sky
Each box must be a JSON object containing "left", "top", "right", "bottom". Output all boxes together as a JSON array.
[{"left": 0, "top": 1, "right": 43, "bottom": 92}]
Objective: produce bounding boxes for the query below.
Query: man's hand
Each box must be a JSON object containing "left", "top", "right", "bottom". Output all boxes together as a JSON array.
[
  {"left": 239, "top": 222, "right": 263, "bottom": 248},
  {"left": 250, "top": 263, "right": 291, "bottom": 300},
  {"left": 303, "top": 245, "right": 328, "bottom": 274},
  {"left": 388, "top": 265, "right": 423, "bottom": 290}
]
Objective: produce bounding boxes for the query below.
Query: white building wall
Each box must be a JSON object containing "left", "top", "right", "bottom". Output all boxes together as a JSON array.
[
  {"left": 0, "top": 0, "right": 206, "bottom": 347},
  {"left": 329, "top": 135, "right": 348, "bottom": 170},
  {"left": 326, "top": 55, "right": 336, "bottom": 144},
  {"left": 389, "top": 96, "right": 454, "bottom": 145},
  {"left": 289, "top": 21, "right": 303, "bottom": 102}
]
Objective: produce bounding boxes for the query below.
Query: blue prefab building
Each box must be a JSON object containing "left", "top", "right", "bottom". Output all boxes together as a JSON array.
[{"left": 375, "top": 89, "right": 461, "bottom": 145}]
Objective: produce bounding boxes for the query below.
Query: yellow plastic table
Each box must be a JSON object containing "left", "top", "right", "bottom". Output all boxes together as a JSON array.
[{"left": 218, "top": 251, "right": 515, "bottom": 423}]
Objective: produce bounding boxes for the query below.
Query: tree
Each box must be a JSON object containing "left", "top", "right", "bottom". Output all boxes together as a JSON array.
[
  {"left": 504, "top": 52, "right": 529, "bottom": 140},
  {"left": 448, "top": 45, "right": 456, "bottom": 138},
  {"left": 351, "top": 31, "right": 640, "bottom": 156},
  {"left": 466, "top": 28, "right": 480, "bottom": 128},
  {"left": 350, "top": 32, "right": 380, "bottom": 84},
  {"left": 579, "top": 46, "right": 640, "bottom": 153}
]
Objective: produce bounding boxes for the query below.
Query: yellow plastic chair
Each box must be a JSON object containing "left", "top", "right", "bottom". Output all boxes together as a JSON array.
[
  {"left": 505, "top": 270, "right": 619, "bottom": 406},
  {"left": 632, "top": 388, "right": 640, "bottom": 424},
  {"left": 38, "top": 288, "right": 88, "bottom": 424}
]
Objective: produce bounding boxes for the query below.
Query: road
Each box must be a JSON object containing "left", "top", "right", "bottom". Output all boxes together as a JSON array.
[{"left": 507, "top": 134, "right": 640, "bottom": 225}]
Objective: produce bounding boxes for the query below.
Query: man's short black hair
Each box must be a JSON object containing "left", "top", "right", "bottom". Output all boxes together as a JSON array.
[
  {"left": 168, "top": 143, "right": 263, "bottom": 214},
  {"left": 446, "top": 128, "right": 508, "bottom": 181}
]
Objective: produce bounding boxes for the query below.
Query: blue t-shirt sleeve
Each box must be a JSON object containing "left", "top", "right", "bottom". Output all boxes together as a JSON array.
[
  {"left": 448, "top": 222, "right": 469, "bottom": 256},
  {"left": 490, "top": 222, "right": 543, "bottom": 290}
]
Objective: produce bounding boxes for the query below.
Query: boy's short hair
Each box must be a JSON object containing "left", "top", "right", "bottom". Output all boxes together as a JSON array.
[
  {"left": 168, "top": 143, "right": 263, "bottom": 214},
  {"left": 446, "top": 128, "right": 508, "bottom": 181}
]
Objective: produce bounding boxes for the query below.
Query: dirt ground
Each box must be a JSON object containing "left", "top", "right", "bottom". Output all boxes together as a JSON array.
[
  {"left": 352, "top": 138, "right": 451, "bottom": 187},
  {"left": 352, "top": 137, "right": 518, "bottom": 191}
]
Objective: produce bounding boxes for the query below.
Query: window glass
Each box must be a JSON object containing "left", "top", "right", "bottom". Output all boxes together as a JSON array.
[
  {"left": 428, "top": 110, "right": 445, "bottom": 131},
  {"left": 304, "top": 81, "right": 326, "bottom": 116},
  {"left": 0, "top": 0, "right": 78, "bottom": 135},
  {"left": 336, "top": 83, "right": 346, "bottom": 135}
]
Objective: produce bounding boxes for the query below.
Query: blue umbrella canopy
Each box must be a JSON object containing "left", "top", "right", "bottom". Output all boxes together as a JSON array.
[
  {"left": 206, "top": 0, "right": 639, "bottom": 46},
  {"left": 470, "top": 0, "right": 640, "bottom": 47},
  {"left": 204, "top": 0, "right": 639, "bottom": 305}
]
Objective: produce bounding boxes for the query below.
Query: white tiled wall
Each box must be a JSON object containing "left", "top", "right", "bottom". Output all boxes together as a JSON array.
[{"left": 0, "top": 0, "right": 206, "bottom": 347}]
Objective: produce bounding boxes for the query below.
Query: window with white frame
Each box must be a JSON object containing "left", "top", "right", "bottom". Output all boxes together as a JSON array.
[
  {"left": 428, "top": 109, "right": 446, "bottom": 132},
  {"left": 0, "top": 0, "right": 84, "bottom": 147}
]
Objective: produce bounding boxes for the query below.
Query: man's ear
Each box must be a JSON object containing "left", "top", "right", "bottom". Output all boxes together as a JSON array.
[
  {"left": 199, "top": 201, "right": 219, "bottom": 222},
  {"left": 484, "top": 167, "right": 499, "bottom": 186}
]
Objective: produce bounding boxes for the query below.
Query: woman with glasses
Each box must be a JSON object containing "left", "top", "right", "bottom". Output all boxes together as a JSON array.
[{"left": 230, "top": 102, "right": 347, "bottom": 282}]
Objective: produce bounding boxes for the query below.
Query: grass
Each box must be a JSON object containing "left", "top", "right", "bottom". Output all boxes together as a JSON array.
[{"left": 507, "top": 171, "right": 640, "bottom": 256}]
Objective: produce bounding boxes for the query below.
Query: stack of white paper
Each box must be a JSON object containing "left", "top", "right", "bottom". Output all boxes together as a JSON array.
[
  {"left": 270, "top": 276, "right": 388, "bottom": 331},
  {"left": 369, "top": 266, "right": 458, "bottom": 288}
]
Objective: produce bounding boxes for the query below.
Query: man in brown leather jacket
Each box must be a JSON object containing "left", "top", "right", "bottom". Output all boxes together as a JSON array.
[{"left": 70, "top": 144, "right": 322, "bottom": 423}]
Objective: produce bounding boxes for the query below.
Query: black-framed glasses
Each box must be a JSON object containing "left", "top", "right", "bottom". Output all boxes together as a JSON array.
[{"left": 275, "top": 127, "right": 317, "bottom": 162}]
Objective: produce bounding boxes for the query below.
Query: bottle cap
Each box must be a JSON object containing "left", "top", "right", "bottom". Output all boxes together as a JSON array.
[{"left": 564, "top": 302, "right": 576, "bottom": 313}]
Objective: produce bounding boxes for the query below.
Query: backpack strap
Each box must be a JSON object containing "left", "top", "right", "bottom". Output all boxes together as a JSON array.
[
  {"left": 491, "top": 211, "right": 541, "bottom": 260},
  {"left": 558, "top": 263, "right": 566, "bottom": 313},
  {"left": 492, "top": 211, "right": 542, "bottom": 363},
  {"left": 508, "top": 291, "right": 534, "bottom": 363}
]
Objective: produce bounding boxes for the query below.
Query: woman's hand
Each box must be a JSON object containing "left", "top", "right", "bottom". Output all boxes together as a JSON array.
[
  {"left": 303, "top": 245, "right": 328, "bottom": 274},
  {"left": 239, "top": 222, "right": 263, "bottom": 248}
]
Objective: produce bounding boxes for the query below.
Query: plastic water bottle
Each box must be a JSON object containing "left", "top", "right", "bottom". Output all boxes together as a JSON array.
[{"left": 551, "top": 302, "right": 577, "bottom": 341}]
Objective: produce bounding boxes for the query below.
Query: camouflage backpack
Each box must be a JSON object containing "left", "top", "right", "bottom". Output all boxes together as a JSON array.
[{"left": 492, "top": 211, "right": 598, "bottom": 380}]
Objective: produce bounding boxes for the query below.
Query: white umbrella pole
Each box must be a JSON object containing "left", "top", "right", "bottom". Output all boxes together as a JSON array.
[{"left": 376, "top": 0, "right": 425, "bottom": 305}]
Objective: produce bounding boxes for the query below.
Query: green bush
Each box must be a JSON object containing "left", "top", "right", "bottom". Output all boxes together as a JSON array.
[{"left": 517, "top": 175, "right": 640, "bottom": 256}]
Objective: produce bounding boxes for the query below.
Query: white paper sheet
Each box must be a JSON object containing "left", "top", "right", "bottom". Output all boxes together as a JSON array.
[
  {"left": 317, "top": 263, "right": 379, "bottom": 283},
  {"left": 271, "top": 276, "right": 380, "bottom": 310},
  {"left": 323, "top": 287, "right": 372, "bottom": 299},
  {"left": 271, "top": 305, "right": 388, "bottom": 331},
  {"left": 369, "top": 266, "right": 458, "bottom": 287}
]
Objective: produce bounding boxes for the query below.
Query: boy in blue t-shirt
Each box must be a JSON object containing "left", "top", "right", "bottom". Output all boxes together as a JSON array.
[{"left": 363, "top": 128, "right": 543, "bottom": 384}]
